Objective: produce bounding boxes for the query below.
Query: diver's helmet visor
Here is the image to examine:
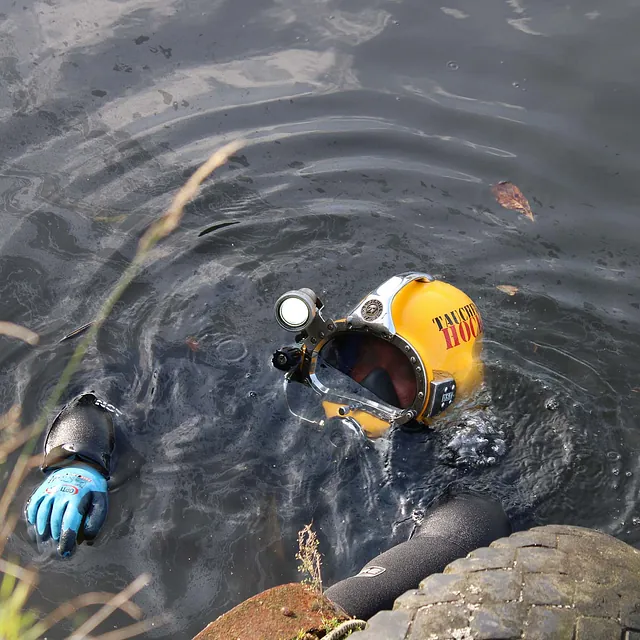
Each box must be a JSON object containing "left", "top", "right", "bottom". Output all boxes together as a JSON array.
[{"left": 286, "top": 332, "right": 420, "bottom": 438}]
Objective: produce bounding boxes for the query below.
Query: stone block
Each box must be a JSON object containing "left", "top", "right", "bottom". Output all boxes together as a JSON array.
[
  {"left": 556, "top": 534, "right": 640, "bottom": 587},
  {"left": 620, "top": 597, "right": 640, "bottom": 629},
  {"left": 469, "top": 603, "right": 525, "bottom": 639},
  {"left": 465, "top": 570, "right": 522, "bottom": 604},
  {"left": 523, "top": 606, "right": 575, "bottom": 639},
  {"left": 516, "top": 547, "right": 568, "bottom": 574},
  {"left": 537, "top": 525, "right": 606, "bottom": 538},
  {"left": 355, "top": 610, "right": 412, "bottom": 640},
  {"left": 575, "top": 616, "right": 621, "bottom": 640},
  {"left": 404, "top": 573, "right": 466, "bottom": 605},
  {"left": 393, "top": 589, "right": 432, "bottom": 612},
  {"left": 409, "top": 603, "right": 470, "bottom": 639},
  {"left": 444, "top": 548, "right": 515, "bottom": 574},
  {"left": 573, "top": 580, "right": 620, "bottom": 618},
  {"left": 492, "top": 530, "right": 557, "bottom": 550},
  {"left": 521, "top": 573, "right": 574, "bottom": 606}
]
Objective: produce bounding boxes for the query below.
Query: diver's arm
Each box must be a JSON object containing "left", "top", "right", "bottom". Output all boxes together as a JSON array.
[
  {"left": 41, "top": 394, "right": 115, "bottom": 477},
  {"left": 325, "top": 495, "right": 511, "bottom": 620},
  {"left": 25, "top": 394, "right": 115, "bottom": 557}
]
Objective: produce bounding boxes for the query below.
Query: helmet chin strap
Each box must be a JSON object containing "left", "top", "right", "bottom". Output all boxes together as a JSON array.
[{"left": 359, "top": 368, "right": 400, "bottom": 408}]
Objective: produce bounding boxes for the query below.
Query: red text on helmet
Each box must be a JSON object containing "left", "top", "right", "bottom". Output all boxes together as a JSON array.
[{"left": 431, "top": 303, "right": 484, "bottom": 350}]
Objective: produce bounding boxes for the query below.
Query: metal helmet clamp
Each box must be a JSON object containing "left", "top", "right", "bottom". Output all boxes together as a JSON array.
[{"left": 273, "top": 273, "right": 484, "bottom": 438}]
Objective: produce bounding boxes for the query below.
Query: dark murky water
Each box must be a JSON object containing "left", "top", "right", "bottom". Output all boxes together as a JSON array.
[{"left": 2, "top": 0, "right": 640, "bottom": 637}]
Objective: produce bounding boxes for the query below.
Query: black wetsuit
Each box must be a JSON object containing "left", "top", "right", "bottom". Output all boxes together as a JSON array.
[
  {"left": 40, "top": 394, "right": 115, "bottom": 478},
  {"left": 325, "top": 494, "right": 511, "bottom": 620},
  {"left": 41, "top": 396, "right": 510, "bottom": 622}
]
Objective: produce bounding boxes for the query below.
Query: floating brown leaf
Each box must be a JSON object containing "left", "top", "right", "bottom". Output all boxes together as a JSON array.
[
  {"left": 186, "top": 336, "right": 200, "bottom": 352},
  {"left": 496, "top": 285, "right": 519, "bottom": 296},
  {"left": 491, "top": 181, "right": 534, "bottom": 221},
  {"left": 0, "top": 321, "right": 39, "bottom": 345}
]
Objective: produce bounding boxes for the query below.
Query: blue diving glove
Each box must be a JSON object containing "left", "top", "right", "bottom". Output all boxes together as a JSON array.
[{"left": 25, "top": 462, "right": 108, "bottom": 557}]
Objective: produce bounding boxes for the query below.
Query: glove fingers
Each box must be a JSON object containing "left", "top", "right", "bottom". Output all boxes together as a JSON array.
[
  {"left": 26, "top": 522, "right": 38, "bottom": 544},
  {"left": 83, "top": 492, "right": 108, "bottom": 541},
  {"left": 36, "top": 495, "right": 54, "bottom": 540},
  {"left": 50, "top": 499, "right": 69, "bottom": 542},
  {"left": 25, "top": 492, "right": 45, "bottom": 525},
  {"left": 58, "top": 528, "right": 77, "bottom": 558},
  {"left": 57, "top": 494, "right": 86, "bottom": 557}
]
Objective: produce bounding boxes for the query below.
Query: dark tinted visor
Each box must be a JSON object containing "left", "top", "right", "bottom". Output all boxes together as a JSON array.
[{"left": 317, "top": 332, "right": 417, "bottom": 409}]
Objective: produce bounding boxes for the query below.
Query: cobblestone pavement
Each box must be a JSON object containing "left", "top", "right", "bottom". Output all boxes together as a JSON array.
[{"left": 350, "top": 525, "right": 640, "bottom": 640}]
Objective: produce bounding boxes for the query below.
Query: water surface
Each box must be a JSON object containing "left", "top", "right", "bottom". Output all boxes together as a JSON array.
[{"left": 1, "top": 0, "right": 640, "bottom": 637}]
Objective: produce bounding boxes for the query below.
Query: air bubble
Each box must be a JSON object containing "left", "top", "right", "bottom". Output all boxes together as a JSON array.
[
  {"left": 447, "top": 61, "right": 459, "bottom": 70},
  {"left": 545, "top": 398, "right": 559, "bottom": 411},
  {"left": 215, "top": 337, "right": 248, "bottom": 362}
]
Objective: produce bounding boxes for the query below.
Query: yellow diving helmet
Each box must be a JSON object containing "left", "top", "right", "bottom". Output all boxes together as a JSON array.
[{"left": 272, "top": 273, "right": 484, "bottom": 439}]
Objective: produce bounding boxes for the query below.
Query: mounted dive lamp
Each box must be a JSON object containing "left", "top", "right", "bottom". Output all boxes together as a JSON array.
[
  {"left": 275, "top": 288, "right": 318, "bottom": 331},
  {"left": 272, "top": 273, "right": 484, "bottom": 438}
]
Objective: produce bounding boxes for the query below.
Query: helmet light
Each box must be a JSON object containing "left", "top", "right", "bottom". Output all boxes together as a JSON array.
[{"left": 275, "top": 288, "right": 317, "bottom": 331}]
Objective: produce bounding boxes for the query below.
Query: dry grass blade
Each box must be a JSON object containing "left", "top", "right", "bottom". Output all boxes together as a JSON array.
[
  {"left": 0, "top": 139, "right": 245, "bottom": 530},
  {"left": 0, "top": 428, "right": 39, "bottom": 463},
  {"left": 88, "top": 615, "right": 167, "bottom": 640},
  {"left": 0, "top": 456, "right": 33, "bottom": 531},
  {"left": 0, "top": 322, "right": 39, "bottom": 346},
  {"left": 0, "top": 559, "right": 37, "bottom": 585},
  {"left": 138, "top": 139, "right": 245, "bottom": 253},
  {"left": 0, "top": 405, "right": 20, "bottom": 433},
  {"left": 0, "top": 512, "right": 21, "bottom": 558},
  {"left": 496, "top": 285, "right": 519, "bottom": 296},
  {"left": 22, "top": 591, "right": 144, "bottom": 640},
  {"left": 0, "top": 453, "right": 42, "bottom": 535},
  {"left": 296, "top": 522, "right": 323, "bottom": 595},
  {"left": 491, "top": 181, "right": 535, "bottom": 221},
  {"left": 67, "top": 573, "right": 150, "bottom": 640}
]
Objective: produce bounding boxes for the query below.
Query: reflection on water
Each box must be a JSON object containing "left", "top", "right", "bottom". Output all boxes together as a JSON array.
[{"left": 2, "top": 0, "right": 640, "bottom": 637}]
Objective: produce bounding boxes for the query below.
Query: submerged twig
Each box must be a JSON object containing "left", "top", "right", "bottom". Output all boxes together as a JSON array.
[
  {"left": 59, "top": 322, "right": 94, "bottom": 343},
  {"left": 197, "top": 220, "right": 240, "bottom": 237}
]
